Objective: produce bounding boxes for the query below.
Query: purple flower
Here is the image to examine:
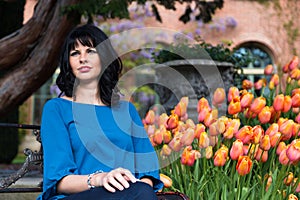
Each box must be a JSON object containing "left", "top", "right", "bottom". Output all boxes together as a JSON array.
[{"left": 226, "top": 17, "right": 237, "bottom": 28}]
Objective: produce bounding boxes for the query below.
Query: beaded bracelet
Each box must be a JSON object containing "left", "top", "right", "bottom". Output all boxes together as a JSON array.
[{"left": 87, "top": 170, "right": 103, "bottom": 189}]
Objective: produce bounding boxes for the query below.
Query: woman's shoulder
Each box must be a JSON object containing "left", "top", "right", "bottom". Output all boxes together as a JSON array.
[{"left": 43, "top": 97, "right": 72, "bottom": 110}]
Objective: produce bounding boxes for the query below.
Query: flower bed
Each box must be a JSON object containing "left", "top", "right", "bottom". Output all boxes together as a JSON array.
[{"left": 143, "top": 56, "right": 300, "bottom": 200}]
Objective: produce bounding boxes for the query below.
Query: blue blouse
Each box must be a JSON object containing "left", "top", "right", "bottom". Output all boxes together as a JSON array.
[{"left": 37, "top": 98, "right": 163, "bottom": 200}]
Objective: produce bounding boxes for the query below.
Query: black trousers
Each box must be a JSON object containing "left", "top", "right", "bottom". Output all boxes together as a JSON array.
[{"left": 62, "top": 181, "right": 158, "bottom": 200}]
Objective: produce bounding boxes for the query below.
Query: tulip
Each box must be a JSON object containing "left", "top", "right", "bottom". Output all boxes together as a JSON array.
[
  {"left": 209, "top": 135, "right": 218, "bottom": 147},
  {"left": 160, "top": 173, "right": 172, "bottom": 188},
  {"left": 197, "top": 97, "right": 211, "bottom": 113},
  {"left": 223, "top": 126, "right": 234, "bottom": 139},
  {"left": 254, "top": 78, "right": 266, "bottom": 90},
  {"left": 284, "top": 172, "right": 294, "bottom": 186},
  {"left": 240, "top": 91, "right": 254, "bottom": 108},
  {"left": 258, "top": 106, "right": 271, "bottom": 124},
  {"left": 198, "top": 107, "right": 210, "bottom": 122},
  {"left": 153, "top": 130, "right": 163, "bottom": 145},
  {"left": 236, "top": 156, "right": 252, "bottom": 176},
  {"left": 276, "top": 141, "right": 287, "bottom": 155},
  {"left": 194, "top": 123, "right": 206, "bottom": 139},
  {"left": 260, "top": 135, "right": 271, "bottom": 151},
  {"left": 180, "top": 128, "right": 195, "bottom": 146},
  {"left": 282, "top": 63, "right": 289, "bottom": 73},
  {"left": 293, "top": 123, "right": 300, "bottom": 137},
  {"left": 165, "top": 114, "right": 179, "bottom": 130},
  {"left": 264, "top": 64, "right": 273, "bottom": 75},
  {"left": 163, "top": 129, "right": 172, "bottom": 144},
  {"left": 230, "top": 139, "right": 244, "bottom": 160},
  {"left": 283, "top": 95, "right": 292, "bottom": 113},
  {"left": 288, "top": 56, "right": 299, "bottom": 71},
  {"left": 244, "top": 108, "right": 257, "bottom": 119},
  {"left": 158, "top": 113, "right": 169, "bottom": 127},
  {"left": 279, "top": 119, "right": 294, "bottom": 141},
  {"left": 146, "top": 124, "right": 155, "bottom": 136},
  {"left": 269, "top": 132, "right": 282, "bottom": 147},
  {"left": 214, "top": 145, "right": 228, "bottom": 167},
  {"left": 160, "top": 144, "right": 172, "bottom": 156},
  {"left": 292, "top": 92, "right": 300, "bottom": 107},
  {"left": 228, "top": 97, "right": 242, "bottom": 115},
  {"left": 269, "top": 106, "right": 281, "bottom": 123},
  {"left": 198, "top": 131, "right": 210, "bottom": 149},
  {"left": 255, "top": 148, "right": 268, "bottom": 163},
  {"left": 205, "top": 146, "right": 213, "bottom": 159},
  {"left": 181, "top": 146, "right": 196, "bottom": 166},
  {"left": 144, "top": 110, "right": 155, "bottom": 125},
  {"left": 168, "top": 135, "right": 182, "bottom": 152},
  {"left": 279, "top": 148, "right": 290, "bottom": 165},
  {"left": 292, "top": 88, "right": 300, "bottom": 96},
  {"left": 265, "top": 123, "right": 279, "bottom": 137},
  {"left": 250, "top": 96, "right": 266, "bottom": 114},
  {"left": 252, "top": 125, "right": 264, "bottom": 144},
  {"left": 235, "top": 125, "right": 253, "bottom": 144},
  {"left": 290, "top": 68, "right": 300, "bottom": 80},
  {"left": 273, "top": 94, "right": 284, "bottom": 111},
  {"left": 204, "top": 109, "right": 217, "bottom": 127},
  {"left": 174, "top": 97, "right": 188, "bottom": 118},
  {"left": 208, "top": 122, "right": 219, "bottom": 136},
  {"left": 288, "top": 194, "right": 298, "bottom": 200},
  {"left": 242, "top": 79, "right": 253, "bottom": 90},
  {"left": 213, "top": 88, "right": 226, "bottom": 107},
  {"left": 227, "top": 87, "right": 239, "bottom": 102},
  {"left": 286, "top": 139, "right": 300, "bottom": 162},
  {"left": 228, "top": 118, "right": 241, "bottom": 134},
  {"left": 185, "top": 119, "right": 195, "bottom": 129},
  {"left": 270, "top": 74, "right": 279, "bottom": 86},
  {"left": 265, "top": 175, "right": 272, "bottom": 191}
]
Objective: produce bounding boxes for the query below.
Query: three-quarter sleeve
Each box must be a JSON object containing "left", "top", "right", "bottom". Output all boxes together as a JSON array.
[
  {"left": 39, "top": 100, "right": 78, "bottom": 199},
  {"left": 129, "top": 103, "right": 164, "bottom": 192}
]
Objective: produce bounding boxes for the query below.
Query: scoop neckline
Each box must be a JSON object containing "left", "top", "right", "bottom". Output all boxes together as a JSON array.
[{"left": 57, "top": 97, "right": 109, "bottom": 107}]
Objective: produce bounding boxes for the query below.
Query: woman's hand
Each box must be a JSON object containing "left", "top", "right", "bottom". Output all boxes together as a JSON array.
[{"left": 94, "top": 168, "right": 137, "bottom": 192}]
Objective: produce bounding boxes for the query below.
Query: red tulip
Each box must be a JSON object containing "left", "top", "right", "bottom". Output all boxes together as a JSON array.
[
  {"left": 230, "top": 139, "right": 244, "bottom": 160},
  {"left": 254, "top": 79, "right": 266, "bottom": 90},
  {"left": 292, "top": 92, "right": 300, "bottom": 107},
  {"left": 250, "top": 96, "right": 266, "bottom": 114},
  {"left": 165, "top": 114, "right": 179, "bottom": 130},
  {"left": 236, "top": 156, "right": 252, "bottom": 176}
]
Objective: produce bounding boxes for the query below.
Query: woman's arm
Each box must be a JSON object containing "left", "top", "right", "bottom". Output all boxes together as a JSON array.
[{"left": 57, "top": 168, "right": 138, "bottom": 194}]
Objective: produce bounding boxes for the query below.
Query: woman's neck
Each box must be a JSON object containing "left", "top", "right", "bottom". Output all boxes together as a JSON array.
[{"left": 73, "top": 84, "right": 104, "bottom": 106}]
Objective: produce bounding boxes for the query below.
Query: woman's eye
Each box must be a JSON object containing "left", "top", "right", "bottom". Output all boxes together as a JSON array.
[
  {"left": 87, "top": 49, "right": 97, "bottom": 54},
  {"left": 70, "top": 51, "right": 79, "bottom": 56}
]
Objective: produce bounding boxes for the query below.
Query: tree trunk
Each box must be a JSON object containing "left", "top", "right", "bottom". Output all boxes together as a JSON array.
[{"left": 0, "top": 0, "right": 81, "bottom": 116}]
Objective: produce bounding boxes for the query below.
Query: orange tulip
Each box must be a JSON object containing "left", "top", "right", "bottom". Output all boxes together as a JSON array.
[
  {"left": 265, "top": 123, "right": 279, "bottom": 137},
  {"left": 168, "top": 135, "right": 182, "bottom": 152},
  {"left": 283, "top": 95, "right": 292, "bottom": 113},
  {"left": 236, "top": 156, "right": 252, "bottom": 176},
  {"left": 258, "top": 106, "right": 271, "bottom": 124},
  {"left": 279, "top": 119, "right": 294, "bottom": 141},
  {"left": 228, "top": 97, "right": 242, "bottom": 115},
  {"left": 273, "top": 94, "right": 284, "bottom": 111},
  {"left": 270, "top": 74, "right": 279, "bottom": 86},
  {"left": 181, "top": 146, "right": 196, "bottom": 166},
  {"left": 144, "top": 110, "right": 155, "bottom": 125},
  {"left": 252, "top": 125, "right": 264, "bottom": 144},
  {"left": 250, "top": 96, "right": 266, "bottom": 114},
  {"left": 242, "top": 79, "right": 253, "bottom": 90},
  {"left": 269, "top": 132, "right": 281, "bottom": 147},
  {"left": 197, "top": 97, "right": 211, "bottom": 113},
  {"left": 165, "top": 114, "right": 179, "bottom": 130},
  {"left": 284, "top": 172, "right": 294, "bottom": 186},
  {"left": 146, "top": 124, "right": 155, "bottom": 136},
  {"left": 194, "top": 123, "right": 206, "bottom": 139},
  {"left": 208, "top": 122, "right": 219, "bottom": 136},
  {"left": 288, "top": 194, "right": 298, "bottom": 200},
  {"left": 264, "top": 64, "right": 274, "bottom": 75},
  {"left": 240, "top": 91, "right": 254, "bottom": 108},
  {"left": 223, "top": 126, "right": 234, "bottom": 139},
  {"left": 209, "top": 135, "right": 218, "bottom": 147},
  {"left": 158, "top": 113, "right": 169, "bottom": 127},
  {"left": 254, "top": 78, "right": 266, "bottom": 90},
  {"left": 286, "top": 139, "right": 300, "bottom": 162},
  {"left": 288, "top": 56, "right": 299, "bottom": 71},
  {"left": 163, "top": 129, "right": 172, "bottom": 144},
  {"left": 174, "top": 97, "right": 188, "bottom": 118},
  {"left": 213, "top": 88, "right": 226, "bottom": 107},
  {"left": 260, "top": 135, "right": 271, "bottom": 151},
  {"left": 255, "top": 148, "right": 268, "bottom": 163},
  {"left": 265, "top": 175, "right": 272, "bottom": 191},
  {"left": 230, "top": 139, "right": 244, "bottom": 160},
  {"left": 198, "top": 131, "right": 210, "bottom": 149},
  {"left": 214, "top": 145, "right": 228, "bottom": 167},
  {"left": 290, "top": 68, "right": 300, "bottom": 80},
  {"left": 235, "top": 125, "right": 253, "bottom": 144},
  {"left": 180, "top": 128, "right": 195, "bottom": 146},
  {"left": 160, "top": 173, "right": 172, "bottom": 188},
  {"left": 204, "top": 109, "right": 217, "bottom": 127},
  {"left": 227, "top": 87, "right": 239, "bottom": 102},
  {"left": 276, "top": 141, "right": 287, "bottom": 155},
  {"left": 198, "top": 107, "right": 210, "bottom": 122}
]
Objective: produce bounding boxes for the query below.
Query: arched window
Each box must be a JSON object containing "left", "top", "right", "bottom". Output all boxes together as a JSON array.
[{"left": 234, "top": 42, "right": 275, "bottom": 86}]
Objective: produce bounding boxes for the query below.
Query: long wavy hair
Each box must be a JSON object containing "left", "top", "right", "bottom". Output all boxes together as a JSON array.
[{"left": 56, "top": 24, "right": 123, "bottom": 106}]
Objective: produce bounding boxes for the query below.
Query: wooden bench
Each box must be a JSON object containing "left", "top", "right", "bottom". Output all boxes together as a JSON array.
[{"left": 0, "top": 123, "right": 189, "bottom": 200}]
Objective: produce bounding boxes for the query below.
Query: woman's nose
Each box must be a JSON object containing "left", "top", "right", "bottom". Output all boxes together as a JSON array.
[{"left": 79, "top": 53, "right": 87, "bottom": 63}]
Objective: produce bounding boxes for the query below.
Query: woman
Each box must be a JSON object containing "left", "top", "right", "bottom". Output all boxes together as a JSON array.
[{"left": 37, "top": 24, "right": 163, "bottom": 200}]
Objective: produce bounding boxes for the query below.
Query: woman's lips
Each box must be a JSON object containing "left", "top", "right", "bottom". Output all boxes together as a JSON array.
[{"left": 78, "top": 66, "right": 91, "bottom": 73}]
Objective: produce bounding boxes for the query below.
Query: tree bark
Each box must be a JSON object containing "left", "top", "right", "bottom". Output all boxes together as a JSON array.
[{"left": 0, "top": 0, "right": 81, "bottom": 116}]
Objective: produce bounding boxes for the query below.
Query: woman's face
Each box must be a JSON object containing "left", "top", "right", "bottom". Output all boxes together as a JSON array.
[{"left": 69, "top": 40, "right": 101, "bottom": 83}]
